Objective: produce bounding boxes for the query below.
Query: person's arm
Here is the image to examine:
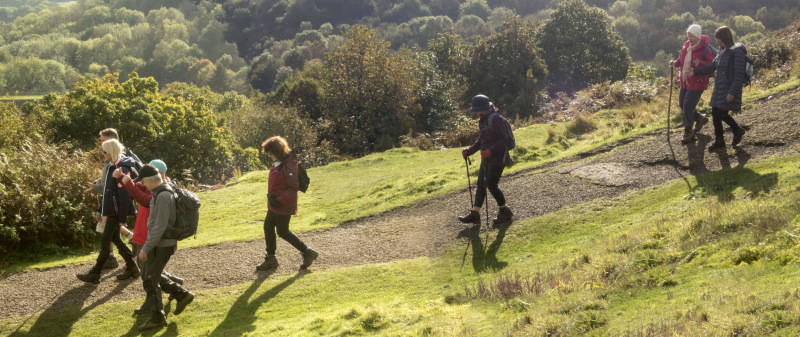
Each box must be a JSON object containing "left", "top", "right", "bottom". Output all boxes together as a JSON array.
[
  {"left": 693, "top": 55, "right": 717, "bottom": 76},
  {"left": 488, "top": 114, "right": 509, "bottom": 156},
  {"left": 728, "top": 48, "right": 746, "bottom": 99},
  {"left": 120, "top": 176, "right": 153, "bottom": 207}
]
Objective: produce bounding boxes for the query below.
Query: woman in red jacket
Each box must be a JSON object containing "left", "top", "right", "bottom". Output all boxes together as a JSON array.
[
  {"left": 256, "top": 136, "right": 318, "bottom": 271},
  {"left": 671, "top": 24, "right": 715, "bottom": 144}
]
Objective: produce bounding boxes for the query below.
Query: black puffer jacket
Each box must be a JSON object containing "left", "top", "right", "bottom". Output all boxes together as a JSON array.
[{"left": 693, "top": 42, "right": 747, "bottom": 111}]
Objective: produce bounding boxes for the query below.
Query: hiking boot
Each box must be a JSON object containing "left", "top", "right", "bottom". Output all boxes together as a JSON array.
[
  {"left": 116, "top": 265, "right": 140, "bottom": 281},
  {"left": 103, "top": 256, "right": 119, "bottom": 269},
  {"left": 173, "top": 292, "right": 195, "bottom": 315},
  {"left": 300, "top": 248, "right": 319, "bottom": 269},
  {"left": 256, "top": 255, "right": 279, "bottom": 271},
  {"left": 458, "top": 210, "right": 480, "bottom": 224},
  {"left": 681, "top": 128, "right": 696, "bottom": 144},
  {"left": 138, "top": 319, "right": 165, "bottom": 331},
  {"left": 76, "top": 272, "right": 100, "bottom": 284},
  {"left": 694, "top": 115, "right": 709, "bottom": 132},
  {"left": 708, "top": 141, "right": 726, "bottom": 151},
  {"left": 134, "top": 306, "right": 150, "bottom": 315},
  {"left": 492, "top": 207, "right": 514, "bottom": 225},
  {"left": 732, "top": 127, "right": 745, "bottom": 147},
  {"left": 164, "top": 272, "right": 184, "bottom": 285}
]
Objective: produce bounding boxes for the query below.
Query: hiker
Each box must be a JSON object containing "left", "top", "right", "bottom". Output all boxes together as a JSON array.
[
  {"left": 670, "top": 24, "right": 713, "bottom": 144},
  {"left": 256, "top": 136, "right": 318, "bottom": 271},
  {"left": 82, "top": 128, "right": 120, "bottom": 269},
  {"left": 113, "top": 159, "right": 183, "bottom": 286},
  {"left": 458, "top": 94, "right": 513, "bottom": 226},
  {"left": 689, "top": 26, "right": 747, "bottom": 151},
  {"left": 76, "top": 139, "right": 139, "bottom": 284},
  {"left": 135, "top": 164, "right": 195, "bottom": 331}
]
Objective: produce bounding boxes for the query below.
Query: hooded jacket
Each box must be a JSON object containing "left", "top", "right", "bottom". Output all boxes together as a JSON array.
[
  {"left": 694, "top": 42, "right": 748, "bottom": 111},
  {"left": 100, "top": 155, "right": 137, "bottom": 218},
  {"left": 674, "top": 34, "right": 715, "bottom": 91},
  {"left": 465, "top": 106, "right": 512, "bottom": 167},
  {"left": 268, "top": 152, "right": 299, "bottom": 216}
]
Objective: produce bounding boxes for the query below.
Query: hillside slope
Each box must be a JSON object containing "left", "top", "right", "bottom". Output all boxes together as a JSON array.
[{"left": 2, "top": 87, "right": 799, "bottom": 322}]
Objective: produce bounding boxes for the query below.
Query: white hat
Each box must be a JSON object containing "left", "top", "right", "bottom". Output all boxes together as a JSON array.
[{"left": 687, "top": 24, "right": 702, "bottom": 39}]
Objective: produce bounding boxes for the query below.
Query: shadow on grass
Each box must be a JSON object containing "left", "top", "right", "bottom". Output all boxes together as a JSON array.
[
  {"left": 9, "top": 280, "right": 133, "bottom": 337},
  {"left": 207, "top": 270, "right": 306, "bottom": 336},
  {"left": 457, "top": 221, "right": 511, "bottom": 273},
  {"left": 686, "top": 142, "right": 777, "bottom": 202}
]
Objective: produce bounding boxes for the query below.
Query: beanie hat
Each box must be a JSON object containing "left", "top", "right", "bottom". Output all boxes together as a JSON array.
[
  {"left": 138, "top": 164, "right": 159, "bottom": 179},
  {"left": 149, "top": 159, "right": 167, "bottom": 173},
  {"left": 687, "top": 24, "right": 702, "bottom": 39},
  {"left": 470, "top": 94, "right": 492, "bottom": 112}
]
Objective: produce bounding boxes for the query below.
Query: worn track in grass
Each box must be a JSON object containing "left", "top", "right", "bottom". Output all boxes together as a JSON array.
[{"left": 2, "top": 88, "right": 800, "bottom": 322}]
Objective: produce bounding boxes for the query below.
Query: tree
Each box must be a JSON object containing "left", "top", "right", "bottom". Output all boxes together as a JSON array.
[
  {"left": 466, "top": 15, "right": 548, "bottom": 119},
  {"left": 321, "top": 26, "right": 421, "bottom": 155},
  {"left": 459, "top": 0, "right": 491, "bottom": 20},
  {"left": 538, "top": 0, "right": 631, "bottom": 94}
]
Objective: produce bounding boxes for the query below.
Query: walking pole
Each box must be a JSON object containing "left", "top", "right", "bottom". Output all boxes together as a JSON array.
[
  {"left": 667, "top": 65, "right": 674, "bottom": 141},
  {"left": 465, "top": 157, "right": 474, "bottom": 206}
]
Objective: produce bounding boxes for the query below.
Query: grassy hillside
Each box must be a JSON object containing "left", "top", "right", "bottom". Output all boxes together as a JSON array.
[{"left": 4, "top": 134, "right": 800, "bottom": 335}]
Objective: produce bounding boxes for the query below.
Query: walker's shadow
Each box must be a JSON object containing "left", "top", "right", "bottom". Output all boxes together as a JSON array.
[
  {"left": 208, "top": 271, "right": 304, "bottom": 337},
  {"left": 457, "top": 222, "right": 511, "bottom": 273},
  {"left": 686, "top": 146, "right": 775, "bottom": 202},
  {"left": 10, "top": 280, "right": 132, "bottom": 337}
]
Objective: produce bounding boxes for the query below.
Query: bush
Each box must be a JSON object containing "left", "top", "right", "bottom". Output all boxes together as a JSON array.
[
  {"left": 0, "top": 138, "right": 98, "bottom": 254},
  {"left": 566, "top": 114, "right": 597, "bottom": 135}
]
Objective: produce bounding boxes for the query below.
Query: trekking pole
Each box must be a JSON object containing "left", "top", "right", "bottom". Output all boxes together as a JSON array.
[
  {"left": 465, "top": 157, "right": 474, "bottom": 206},
  {"left": 667, "top": 65, "right": 674, "bottom": 141}
]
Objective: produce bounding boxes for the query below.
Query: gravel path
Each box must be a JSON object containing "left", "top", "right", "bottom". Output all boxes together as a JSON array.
[{"left": 3, "top": 88, "right": 800, "bottom": 322}]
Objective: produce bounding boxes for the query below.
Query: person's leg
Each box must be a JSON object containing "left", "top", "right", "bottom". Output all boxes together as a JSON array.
[
  {"left": 709, "top": 107, "right": 727, "bottom": 150},
  {"left": 682, "top": 89, "right": 702, "bottom": 127},
  {"left": 718, "top": 110, "right": 745, "bottom": 146},
  {"left": 679, "top": 88, "right": 689, "bottom": 127},
  {"left": 110, "top": 222, "right": 136, "bottom": 268},
  {"left": 257, "top": 211, "right": 280, "bottom": 270},
  {"left": 140, "top": 246, "right": 171, "bottom": 329},
  {"left": 458, "top": 160, "right": 486, "bottom": 223},
  {"left": 485, "top": 165, "right": 506, "bottom": 207},
  {"left": 275, "top": 214, "right": 308, "bottom": 253},
  {"left": 157, "top": 246, "right": 194, "bottom": 315},
  {"left": 90, "top": 216, "right": 118, "bottom": 274}
]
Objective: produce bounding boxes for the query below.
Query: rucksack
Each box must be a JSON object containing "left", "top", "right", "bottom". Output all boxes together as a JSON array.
[
  {"left": 702, "top": 44, "right": 717, "bottom": 62},
  {"left": 279, "top": 162, "right": 310, "bottom": 193},
  {"left": 486, "top": 112, "right": 516, "bottom": 151},
  {"left": 123, "top": 148, "right": 144, "bottom": 180},
  {"left": 158, "top": 186, "right": 201, "bottom": 240},
  {"left": 727, "top": 47, "right": 754, "bottom": 87}
]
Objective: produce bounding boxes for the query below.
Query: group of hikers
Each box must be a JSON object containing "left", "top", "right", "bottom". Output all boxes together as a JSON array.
[
  {"left": 70, "top": 23, "right": 750, "bottom": 332},
  {"left": 671, "top": 24, "right": 748, "bottom": 149},
  {"left": 76, "top": 129, "right": 319, "bottom": 331}
]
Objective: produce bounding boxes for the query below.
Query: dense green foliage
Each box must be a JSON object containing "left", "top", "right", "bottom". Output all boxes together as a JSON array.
[
  {"left": 538, "top": 0, "right": 630, "bottom": 94},
  {"left": 0, "top": 135, "right": 97, "bottom": 255}
]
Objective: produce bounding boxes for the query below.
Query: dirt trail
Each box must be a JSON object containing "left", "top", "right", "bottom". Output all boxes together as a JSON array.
[{"left": 2, "top": 88, "right": 800, "bottom": 321}]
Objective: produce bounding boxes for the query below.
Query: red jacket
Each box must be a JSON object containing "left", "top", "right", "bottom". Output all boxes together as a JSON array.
[
  {"left": 119, "top": 177, "right": 152, "bottom": 245},
  {"left": 268, "top": 152, "right": 299, "bottom": 215},
  {"left": 674, "top": 35, "right": 714, "bottom": 91}
]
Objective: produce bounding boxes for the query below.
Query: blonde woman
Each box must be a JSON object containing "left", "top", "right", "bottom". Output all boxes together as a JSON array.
[{"left": 76, "top": 139, "right": 140, "bottom": 284}]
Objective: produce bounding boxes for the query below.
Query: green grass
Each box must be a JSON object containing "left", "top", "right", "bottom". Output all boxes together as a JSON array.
[{"left": 5, "top": 152, "right": 800, "bottom": 336}]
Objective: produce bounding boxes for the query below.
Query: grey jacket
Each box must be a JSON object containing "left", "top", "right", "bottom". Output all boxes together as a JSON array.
[
  {"left": 694, "top": 42, "right": 747, "bottom": 111},
  {"left": 142, "top": 183, "right": 178, "bottom": 254},
  {"left": 92, "top": 161, "right": 111, "bottom": 194}
]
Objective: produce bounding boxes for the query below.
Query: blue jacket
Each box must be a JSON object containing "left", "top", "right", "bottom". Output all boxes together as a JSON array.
[
  {"left": 693, "top": 42, "right": 747, "bottom": 111},
  {"left": 100, "top": 155, "right": 138, "bottom": 218},
  {"left": 466, "top": 107, "right": 512, "bottom": 166}
]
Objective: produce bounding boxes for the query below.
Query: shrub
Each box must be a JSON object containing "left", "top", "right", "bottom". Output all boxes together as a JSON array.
[
  {"left": 566, "top": 114, "right": 597, "bottom": 135},
  {"left": 0, "top": 138, "right": 98, "bottom": 254}
]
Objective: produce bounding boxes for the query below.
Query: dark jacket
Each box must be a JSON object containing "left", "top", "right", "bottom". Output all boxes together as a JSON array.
[
  {"left": 268, "top": 152, "right": 299, "bottom": 216},
  {"left": 466, "top": 107, "right": 512, "bottom": 166},
  {"left": 674, "top": 35, "right": 714, "bottom": 91},
  {"left": 693, "top": 42, "right": 747, "bottom": 111},
  {"left": 100, "top": 155, "right": 138, "bottom": 218}
]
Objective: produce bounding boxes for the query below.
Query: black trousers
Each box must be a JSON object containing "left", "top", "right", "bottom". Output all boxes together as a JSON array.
[
  {"left": 141, "top": 245, "right": 188, "bottom": 322},
  {"left": 264, "top": 210, "right": 307, "bottom": 256},
  {"left": 89, "top": 216, "right": 135, "bottom": 274},
  {"left": 473, "top": 160, "right": 506, "bottom": 208},
  {"left": 711, "top": 107, "right": 741, "bottom": 143}
]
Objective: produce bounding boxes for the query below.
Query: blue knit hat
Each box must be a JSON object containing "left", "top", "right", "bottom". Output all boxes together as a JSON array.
[{"left": 149, "top": 159, "right": 167, "bottom": 173}]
